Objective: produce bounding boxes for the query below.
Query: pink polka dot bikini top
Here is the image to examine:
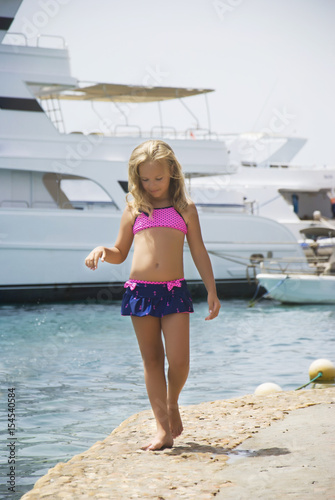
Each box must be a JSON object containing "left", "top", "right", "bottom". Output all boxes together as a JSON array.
[{"left": 133, "top": 206, "right": 187, "bottom": 235}]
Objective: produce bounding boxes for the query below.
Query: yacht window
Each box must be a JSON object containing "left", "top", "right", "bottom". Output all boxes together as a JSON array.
[
  {"left": 41, "top": 173, "right": 118, "bottom": 210},
  {"left": 60, "top": 178, "right": 117, "bottom": 210},
  {"left": 118, "top": 181, "right": 129, "bottom": 193},
  {"left": 0, "top": 171, "right": 118, "bottom": 211}
]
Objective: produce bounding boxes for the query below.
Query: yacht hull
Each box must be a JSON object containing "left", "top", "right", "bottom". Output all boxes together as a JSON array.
[
  {"left": 0, "top": 209, "right": 304, "bottom": 303},
  {"left": 257, "top": 273, "right": 335, "bottom": 304},
  {"left": 0, "top": 279, "right": 262, "bottom": 304}
]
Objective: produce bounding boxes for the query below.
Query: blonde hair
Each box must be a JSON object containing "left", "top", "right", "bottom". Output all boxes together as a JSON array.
[{"left": 127, "top": 140, "right": 190, "bottom": 215}]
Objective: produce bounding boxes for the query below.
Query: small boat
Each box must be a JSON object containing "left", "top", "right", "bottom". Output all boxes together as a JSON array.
[
  {"left": 257, "top": 272, "right": 335, "bottom": 304},
  {"left": 256, "top": 250, "right": 335, "bottom": 304}
]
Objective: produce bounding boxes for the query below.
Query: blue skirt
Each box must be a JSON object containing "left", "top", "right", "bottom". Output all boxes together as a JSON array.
[{"left": 121, "top": 279, "right": 194, "bottom": 317}]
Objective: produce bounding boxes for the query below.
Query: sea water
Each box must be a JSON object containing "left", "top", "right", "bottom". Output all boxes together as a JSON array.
[{"left": 1, "top": 299, "right": 335, "bottom": 498}]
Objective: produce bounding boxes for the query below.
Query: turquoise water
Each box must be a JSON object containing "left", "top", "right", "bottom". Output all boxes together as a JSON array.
[{"left": 1, "top": 299, "right": 335, "bottom": 498}]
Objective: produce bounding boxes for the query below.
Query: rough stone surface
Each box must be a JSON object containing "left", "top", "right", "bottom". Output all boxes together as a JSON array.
[{"left": 21, "top": 388, "right": 335, "bottom": 500}]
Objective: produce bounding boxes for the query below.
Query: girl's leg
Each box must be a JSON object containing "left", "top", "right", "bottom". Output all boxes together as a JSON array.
[
  {"left": 161, "top": 313, "right": 190, "bottom": 438},
  {"left": 131, "top": 315, "right": 173, "bottom": 451}
]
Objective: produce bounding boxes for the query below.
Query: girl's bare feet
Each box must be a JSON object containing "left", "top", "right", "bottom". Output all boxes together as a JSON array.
[
  {"left": 168, "top": 403, "right": 183, "bottom": 438},
  {"left": 141, "top": 430, "right": 173, "bottom": 451}
]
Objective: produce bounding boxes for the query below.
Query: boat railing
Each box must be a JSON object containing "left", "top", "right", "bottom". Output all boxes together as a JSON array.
[
  {"left": 3, "top": 32, "right": 67, "bottom": 49},
  {"left": 0, "top": 200, "right": 30, "bottom": 208},
  {"left": 212, "top": 250, "right": 325, "bottom": 276},
  {"left": 61, "top": 201, "right": 119, "bottom": 211},
  {"left": 42, "top": 95, "right": 66, "bottom": 134},
  {"left": 117, "top": 128, "right": 219, "bottom": 140},
  {"left": 186, "top": 128, "right": 219, "bottom": 140},
  {"left": 259, "top": 255, "right": 331, "bottom": 275},
  {"left": 195, "top": 200, "right": 257, "bottom": 215},
  {"left": 37, "top": 34, "right": 67, "bottom": 49},
  {"left": 67, "top": 127, "right": 221, "bottom": 141},
  {"left": 1, "top": 200, "right": 59, "bottom": 209},
  {"left": 0, "top": 200, "right": 119, "bottom": 211}
]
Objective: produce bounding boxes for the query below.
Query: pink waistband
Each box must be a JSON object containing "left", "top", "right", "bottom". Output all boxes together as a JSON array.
[{"left": 124, "top": 278, "right": 185, "bottom": 292}]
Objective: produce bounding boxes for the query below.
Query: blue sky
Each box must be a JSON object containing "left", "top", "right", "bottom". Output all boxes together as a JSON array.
[{"left": 10, "top": 0, "right": 335, "bottom": 165}]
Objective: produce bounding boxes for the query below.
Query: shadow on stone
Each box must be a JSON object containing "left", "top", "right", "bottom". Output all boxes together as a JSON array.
[{"left": 165, "top": 441, "right": 231, "bottom": 456}]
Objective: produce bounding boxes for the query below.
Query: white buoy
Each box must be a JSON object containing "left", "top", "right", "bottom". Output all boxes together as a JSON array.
[
  {"left": 309, "top": 359, "right": 335, "bottom": 383},
  {"left": 254, "top": 382, "right": 283, "bottom": 395}
]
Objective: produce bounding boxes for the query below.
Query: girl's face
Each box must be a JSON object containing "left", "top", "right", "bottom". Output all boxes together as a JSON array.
[{"left": 138, "top": 160, "right": 171, "bottom": 201}]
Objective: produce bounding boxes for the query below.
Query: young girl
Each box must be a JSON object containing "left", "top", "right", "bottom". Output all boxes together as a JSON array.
[{"left": 85, "top": 140, "right": 220, "bottom": 451}]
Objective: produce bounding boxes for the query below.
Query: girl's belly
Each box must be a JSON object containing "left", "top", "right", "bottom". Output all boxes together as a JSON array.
[{"left": 130, "top": 229, "right": 185, "bottom": 281}]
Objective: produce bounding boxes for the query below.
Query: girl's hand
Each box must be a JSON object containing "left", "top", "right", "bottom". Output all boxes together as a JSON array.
[
  {"left": 205, "top": 293, "right": 221, "bottom": 320},
  {"left": 85, "top": 246, "right": 106, "bottom": 270}
]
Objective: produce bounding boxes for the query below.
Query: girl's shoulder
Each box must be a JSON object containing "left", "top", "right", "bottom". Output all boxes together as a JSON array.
[
  {"left": 180, "top": 201, "right": 198, "bottom": 224},
  {"left": 122, "top": 204, "right": 137, "bottom": 225}
]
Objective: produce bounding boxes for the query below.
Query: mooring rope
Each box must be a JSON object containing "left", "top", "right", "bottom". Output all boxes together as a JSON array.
[
  {"left": 248, "top": 275, "right": 289, "bottom": 307},
  {"left": 295, "top": 372, "right": 323, "bottom": 390}
]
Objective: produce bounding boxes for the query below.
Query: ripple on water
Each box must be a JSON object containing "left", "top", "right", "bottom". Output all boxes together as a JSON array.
[{"left": 1, "top": 299, "right": 335, "bottom": 497}]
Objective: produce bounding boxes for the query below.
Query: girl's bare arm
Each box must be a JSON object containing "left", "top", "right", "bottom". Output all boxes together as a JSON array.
[
  {"left": 186, "top": 203, "right": 221, "bottom": 320},
  {"left": 85, "top": 206, "right": 134, "bottom": 270}
]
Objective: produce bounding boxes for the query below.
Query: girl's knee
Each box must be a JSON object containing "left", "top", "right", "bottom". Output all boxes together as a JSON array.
[
  {"left": 169, "top": 357, "right": 189, "bottom": 374},
  {"left": 142, "top": 354, "right": 165, "bottom": 372}
]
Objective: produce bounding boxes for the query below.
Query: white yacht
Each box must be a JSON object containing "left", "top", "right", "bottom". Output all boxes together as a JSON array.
[
  {"left": 0, "top": 0, "right": 307, "bottom": 303},
  {"left": 190, "top": 133, "right": 335, "bottom": 241}
]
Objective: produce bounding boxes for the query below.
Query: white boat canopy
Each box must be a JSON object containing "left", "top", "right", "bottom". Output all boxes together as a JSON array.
[{"left": 29, "top": 82, "right": 214, "bottom": 103}]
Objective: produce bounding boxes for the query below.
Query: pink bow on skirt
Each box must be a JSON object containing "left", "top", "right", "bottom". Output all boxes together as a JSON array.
[{"left": 167, "top": 279, "right": 182, "bottom": 291}]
